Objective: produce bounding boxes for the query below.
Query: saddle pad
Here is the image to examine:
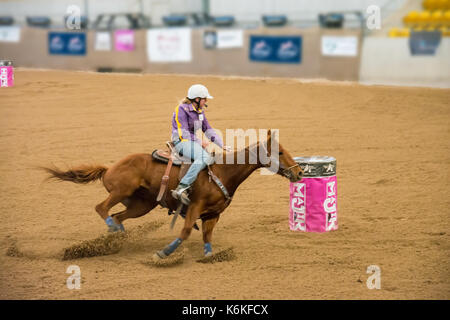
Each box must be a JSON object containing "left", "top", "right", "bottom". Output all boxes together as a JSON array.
[{"left": 152, "top": 150, "right": 182, "bottom": 166}]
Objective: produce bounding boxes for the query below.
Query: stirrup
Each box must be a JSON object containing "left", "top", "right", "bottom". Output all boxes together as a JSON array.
[{"left": 171, "top": 186, "right": 191, "bottom": 205}]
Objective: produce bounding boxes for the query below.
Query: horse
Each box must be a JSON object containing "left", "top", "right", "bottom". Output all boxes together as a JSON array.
[{"left": 42, "top": 130, "right": 303, "bottom": 260}]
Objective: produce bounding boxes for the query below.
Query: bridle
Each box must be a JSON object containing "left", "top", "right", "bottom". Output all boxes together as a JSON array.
[{"left": 279, "top": 163, "right": 301, "bottom": 180}]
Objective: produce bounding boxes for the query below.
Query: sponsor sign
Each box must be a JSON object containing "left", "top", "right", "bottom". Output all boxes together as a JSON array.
[
  {"left": 0, "top": 26, "right": 21, "bottom": 42},
  {"left": 48, "top": 32, "right": 86, "bottom": 55},
  {"left": 249, "top": 35, "right": 301, "bottom": 63},
  {"left": 217, "top": 30, "right": 243, "bottom": 49},
  {"left": 114, "top": 30, "right": 135, "bottom": 51},
  {"left": 147, "top": 28, "right": 192, "bottom": 62},
  {"left": 95, "top": 32, "right": 111, "bottom": 51},
  {"left": 409, "top": 31, "right": 441, "bottom": 55},
  {"left": 321, "top": 36, "right": 358, "bottom": 56}
]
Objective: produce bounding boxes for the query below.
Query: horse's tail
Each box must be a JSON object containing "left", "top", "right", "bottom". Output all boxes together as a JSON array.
[{"left": 41, "top": 164, "right": 108, "bottom": 184}]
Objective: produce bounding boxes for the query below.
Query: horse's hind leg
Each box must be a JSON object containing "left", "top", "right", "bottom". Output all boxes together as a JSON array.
[
  {"left": 95, "top": 191, "right": 129, "bottom": 232},
  {"left": 201, "top": 216, "right": 220, "bottom": 257},
  {"left": 112, "top": 196, "right": 157, "bottom": 226}
]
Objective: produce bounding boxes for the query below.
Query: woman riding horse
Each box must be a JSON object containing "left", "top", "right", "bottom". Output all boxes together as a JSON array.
[
  {"left": 42, "top": 95, "right": 303, "bottom": 259},
  {"left": 171, "top": 84, "right": 231, "bottom": 205}
]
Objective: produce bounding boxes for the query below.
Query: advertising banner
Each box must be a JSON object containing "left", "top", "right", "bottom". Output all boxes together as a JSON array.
[
  {"left": 147, "top": 28, "right": 191, "bottom": 62},
  {"left": 409, "top": 31, "right": 441, "bottom": 55},
  {"left": 321, "top": 36, "right": 358, "bottom": 56},
  {"left": 48, "top": 32, "right": 86, "bottom": 55},
  {"left": 0, "top": 26, "right": 21, "bottom": 42},
  {"left": 95, "top": 32, "right": 111, "bottom": 51},
  {"left": 114, "top": 30, "right": 135, "bottom": 51},
  {"left": 217, "top": 30, "right": 243, "bottom": 49},
  {"left": 249, "top": 35, "right": 301, "bottom": 64}
]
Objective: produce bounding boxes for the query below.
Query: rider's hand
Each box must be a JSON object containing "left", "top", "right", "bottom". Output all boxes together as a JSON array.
[
  {"left": 222, "top": 145, "right": 232, "bottom": 152},
  {"left": 201, "top": 140, "right": 210, "bottom": 148}
]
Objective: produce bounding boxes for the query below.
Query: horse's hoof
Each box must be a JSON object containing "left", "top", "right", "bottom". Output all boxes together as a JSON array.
[
  {"left": 108, "top": 224, "right": 124, "bottom": 233},
  {"left": 204, "top": 251, "right": 213, "bottom": 257},
  {"left": 152, "top": 251, "right": 167, "bottom": 261},
  {"left": 152, "top": 253, "right": 161, "bottom": 262}
]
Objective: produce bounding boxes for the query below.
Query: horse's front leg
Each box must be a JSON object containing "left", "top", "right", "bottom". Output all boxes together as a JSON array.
[
  {"left": 154, "top": 201, "right": 204, "bottom": 259},
  {"left": 202, "top": 216, "right": 219, "bottom": 257}
]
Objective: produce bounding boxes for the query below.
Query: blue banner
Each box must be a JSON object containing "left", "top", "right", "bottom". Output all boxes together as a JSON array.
[
  {"left": 249, "top": 35, "right": 301, "bottom": 64},
  {"left": 409, "top": 31, "right": 441, "bottom": 55},
  {"left": 48, "top": 32, "right": 86, "bottom": 55}
]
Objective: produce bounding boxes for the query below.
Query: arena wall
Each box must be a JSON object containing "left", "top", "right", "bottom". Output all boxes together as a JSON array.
[
  {"left": 0, "top": 26, "right": 362, "bottom": 81},
  {"left": 359, "top": 37, "right": 450, "bottom": 87}
]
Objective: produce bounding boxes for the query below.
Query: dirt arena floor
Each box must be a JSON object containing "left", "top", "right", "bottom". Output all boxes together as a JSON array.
[{"left": 0, "top": 69, "right": 449, "bottom": 300}]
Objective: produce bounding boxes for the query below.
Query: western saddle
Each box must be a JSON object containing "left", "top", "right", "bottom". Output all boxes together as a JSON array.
[{"left": 151, "top": 141, "right": 232, "bottom": 229}]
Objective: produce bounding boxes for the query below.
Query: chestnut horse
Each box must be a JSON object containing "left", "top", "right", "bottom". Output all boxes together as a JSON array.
[{"left": 42, "top": 130, "right": 303, "bottom": 259}]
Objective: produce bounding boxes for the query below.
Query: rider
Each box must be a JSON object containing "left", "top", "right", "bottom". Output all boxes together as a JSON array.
[{"left": 171, "top": 84, "right": 231, "bottom": 205}]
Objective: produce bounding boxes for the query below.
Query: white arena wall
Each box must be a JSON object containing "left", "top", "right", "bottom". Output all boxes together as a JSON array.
[{"left": 359, "top": 38, "right": 450, "bottom": 88}]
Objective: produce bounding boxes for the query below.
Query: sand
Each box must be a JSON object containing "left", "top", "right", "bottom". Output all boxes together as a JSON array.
[{"left": 0, "top": 69, "right": 449, "bottom": 299}]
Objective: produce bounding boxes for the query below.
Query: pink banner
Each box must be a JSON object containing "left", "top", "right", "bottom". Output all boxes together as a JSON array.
[
  {"left": 289, "top": 176, "right": 338, "bottom": 233},
  {"left": 0, "top": 66, "right": 14, "bottom": 87},
  {"left": 114, "top": 30, "right": 135, "bottom": 52}
]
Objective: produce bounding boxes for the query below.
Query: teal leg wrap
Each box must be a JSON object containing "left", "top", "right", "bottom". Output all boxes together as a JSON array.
[
  {"left": 163, "top": 238, "right": 183, "bottom": 256},
  {"left": 204, "top": 243, "right": 212, "bottom": 255},
  {"left": 105, "top": 216, "right": 125, "bottom": 232}
]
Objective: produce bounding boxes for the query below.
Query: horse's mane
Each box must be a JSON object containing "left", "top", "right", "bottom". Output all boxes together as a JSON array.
[{"left": 215, "top": 140, "right": 262, "bottom": 165}]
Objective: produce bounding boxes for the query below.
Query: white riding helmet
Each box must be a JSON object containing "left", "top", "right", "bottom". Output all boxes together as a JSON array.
[{"left": 187, "top": 84, "right": 213, "bottom": 99}]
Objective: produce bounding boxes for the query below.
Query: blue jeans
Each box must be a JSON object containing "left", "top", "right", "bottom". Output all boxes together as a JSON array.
[{"left": 174, "top": 140, "right": 214, "bottom": 186}]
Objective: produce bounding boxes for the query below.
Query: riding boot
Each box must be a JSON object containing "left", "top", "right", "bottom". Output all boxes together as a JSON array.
[{"left": 171, "top": 183, "right": 191, "bottom": 205}]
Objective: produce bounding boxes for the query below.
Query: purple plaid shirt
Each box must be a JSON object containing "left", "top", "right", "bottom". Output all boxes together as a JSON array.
[{"left": 171, "top": 103, "right": 223, "bottom": 148}]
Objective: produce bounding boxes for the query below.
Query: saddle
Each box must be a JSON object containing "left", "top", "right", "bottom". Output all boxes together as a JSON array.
[
  {"left": 151, "top": 149, "right": 182, "bottom": 166},
  {"left": 152, "top": 141, "right": 232, "bottom": 226},
  {"left": 152, "top": 142, "right": 192, "bottom": 205}
]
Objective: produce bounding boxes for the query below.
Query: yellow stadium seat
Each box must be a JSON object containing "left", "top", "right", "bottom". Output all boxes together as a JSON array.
[
  {"left": 423, "top": 0, "right": 438, "bottom": 10},
  {"left": 403, "top": 11, "right": 420, "bottom": 27},
  {"left": 388, "top": 27, "right": 400, "bottom": 37},
  {"left": 431, "top": 10, "right": 444, "bottom": 27},
  {"left": 438, "top": 26, "right": 450, "bottom": 35},
  {"left": 388, "top": 27, "right": 411, "bottom": 37},
  {"left": 436, "top": 0, "right": 449, "bottom": 10},
  {"left": 396, "top": 28, "right": 409, "bottom": 37},
  {"left": 389, "top": 27, "right": 410, "bottom": 37},
  {"left": 418, "top": 11, "right": 432, "bottom": 26},
  {"left": 445, "top": 10, "right": 450, "bottom": 26}
]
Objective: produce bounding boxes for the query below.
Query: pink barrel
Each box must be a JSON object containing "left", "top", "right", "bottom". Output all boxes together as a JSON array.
[
  {"left": 289, "top": 156, "right": 338, "bottom": 233},
  {"left": 0, "top": 60, "right": 14, "bottom": 88}
]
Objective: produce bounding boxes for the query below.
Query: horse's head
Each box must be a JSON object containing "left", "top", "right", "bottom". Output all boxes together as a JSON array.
[{"left": 262, "top": 129, "right": 303, "bottom": 183}]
